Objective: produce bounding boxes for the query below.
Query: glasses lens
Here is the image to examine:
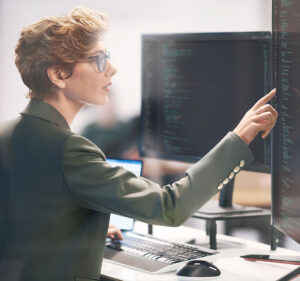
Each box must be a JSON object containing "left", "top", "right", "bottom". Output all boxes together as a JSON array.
[
  {"left": 89, "top": 51, "right": 110, "bottom": 72},
  {"left": 96, "top": 56, "right": 105, "bottom": 72}
]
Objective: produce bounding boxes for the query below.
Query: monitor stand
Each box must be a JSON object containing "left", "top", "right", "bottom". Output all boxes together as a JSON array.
[
  {"left": 219, "top": 178, "right": 235, "bottom": 207},
  {"left": 199, "top": 180, "right": 262, "bottom": 215},
  {"left": 191, "top": 179, "right": 271, "bottom": 250},
  {"left": 198, "top": 180, "right": 264, "bottom": 215},
  {"left": 147, "top": 179, "right": 271, "bottom": 249}
]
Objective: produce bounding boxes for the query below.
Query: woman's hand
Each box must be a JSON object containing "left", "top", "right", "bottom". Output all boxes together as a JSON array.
[
  {"left": 107, "top": 224, "right": 123, "bottom": 240},
  {"left": 233, "top": 88, "right": 278, "bottom": 145}
]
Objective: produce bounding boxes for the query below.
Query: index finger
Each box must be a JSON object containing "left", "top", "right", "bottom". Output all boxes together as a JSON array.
[{"left": 253, "top": 88, "right": 276, "bottom": 110}]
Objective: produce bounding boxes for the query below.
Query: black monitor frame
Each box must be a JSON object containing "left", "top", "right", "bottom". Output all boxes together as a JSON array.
[
  {"left": 139, "top": 32, "right": 272, "bottom": 174},
  {"left": 271, "top": 0, "right": 300, "bottom": 246}
]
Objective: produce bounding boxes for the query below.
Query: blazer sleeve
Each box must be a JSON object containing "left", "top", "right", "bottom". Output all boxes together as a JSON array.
[{"left": 62, "top": 132, "right": 254, "bottom": 227}]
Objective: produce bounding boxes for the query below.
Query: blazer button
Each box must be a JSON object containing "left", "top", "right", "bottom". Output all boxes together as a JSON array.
[
  {"left": 239, "top": 160, "right": 245, "bottom": 167},
  {"left": 229, "top": 172, "right": 234, "bottom": 179},
  {"left": 217, "top": 183, "right": 224, "bottom": 190},
  {"left": 233, "top": 166, "right": 240, "bottom": 173},
  {"left": 223, "top": 178, "right": 229, "bottom": 185}
]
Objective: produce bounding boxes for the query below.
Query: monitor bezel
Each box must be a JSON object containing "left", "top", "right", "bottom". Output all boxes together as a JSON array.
[{"left": 271, "top": 0, "right": 300, "bottom": 245}]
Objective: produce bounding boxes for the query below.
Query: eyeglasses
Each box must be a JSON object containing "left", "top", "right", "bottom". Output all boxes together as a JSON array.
[{"left": 88, "top": 50, "right": 110, "bottom": 73}]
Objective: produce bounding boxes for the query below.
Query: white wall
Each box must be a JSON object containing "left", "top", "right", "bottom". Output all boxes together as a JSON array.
[{"left": 0, "top": 0, "right": 272, "bottom": 127}]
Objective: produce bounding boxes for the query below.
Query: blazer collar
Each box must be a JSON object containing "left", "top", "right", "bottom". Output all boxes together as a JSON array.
[{"left": 20, "top": 99, "right": 70, "bottom": 130}]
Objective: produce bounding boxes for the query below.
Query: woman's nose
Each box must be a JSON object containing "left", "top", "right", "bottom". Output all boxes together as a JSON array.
[{"left": 105, "top": 61, "right": 117, "bottom": 77}]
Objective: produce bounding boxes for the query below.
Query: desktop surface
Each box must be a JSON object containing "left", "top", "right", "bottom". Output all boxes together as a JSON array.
[{"left": 101, "top": 222, "right": 300, "bottom": 281}]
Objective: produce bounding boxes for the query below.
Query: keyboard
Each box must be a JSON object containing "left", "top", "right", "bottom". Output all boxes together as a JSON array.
[{"left": 104, "top": 231, "right": 218, "bottom": 273}]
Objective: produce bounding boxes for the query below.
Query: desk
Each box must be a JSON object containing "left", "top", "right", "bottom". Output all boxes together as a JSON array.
[{"left": 101, "top": 222, "right": 300, "bottom": 281}]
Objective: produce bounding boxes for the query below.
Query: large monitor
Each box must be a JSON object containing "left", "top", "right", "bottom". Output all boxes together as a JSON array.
[
  {"left": 140, "top": 32, "right": 272, "bottom": 173},
  {"left": 272, "top": 0, "right": 300, "bottom": 245}
]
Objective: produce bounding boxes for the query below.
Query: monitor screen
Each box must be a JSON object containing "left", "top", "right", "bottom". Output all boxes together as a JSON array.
[
  {"left": 140, "top": 32, "right": 272, "bottom": 172},
  {"left": 106, "top": 158, "right": 143, "bottom": 231},
  {"left": 272, "top": 0, "right": 300, "bottom": 244}
]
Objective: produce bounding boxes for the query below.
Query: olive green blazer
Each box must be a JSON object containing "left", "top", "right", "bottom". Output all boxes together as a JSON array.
[{"left": 0, "top": 99, "right": 253, "bottom": 281}]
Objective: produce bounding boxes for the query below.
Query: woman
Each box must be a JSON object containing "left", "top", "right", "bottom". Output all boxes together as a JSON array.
[{"left": 0, "top": 6, "right": 277, "bottom": 281}]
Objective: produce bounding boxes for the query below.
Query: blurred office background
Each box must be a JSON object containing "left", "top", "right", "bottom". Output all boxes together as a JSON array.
[
  {"left": 0, "top": 0, "right": 271, "bottom": 125},
  {"left": 2, "top": 0, "right": 298, "bottom": 250}
]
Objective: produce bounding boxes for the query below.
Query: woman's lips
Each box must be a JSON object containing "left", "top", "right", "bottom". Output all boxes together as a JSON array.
[{"left": 103, "top": 82, "right": 112, "bottom": 91}]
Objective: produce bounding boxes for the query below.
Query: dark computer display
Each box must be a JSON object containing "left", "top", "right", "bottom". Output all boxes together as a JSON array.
[
  {"left": 272, "top": 0, "right": 300, "bottom": 244},
  {"left": 140, "top": 32, "right": 272, "bottom": 172}
]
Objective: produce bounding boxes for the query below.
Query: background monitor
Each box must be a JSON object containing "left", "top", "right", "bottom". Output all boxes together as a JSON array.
[
  {"left": 140, "top": 32, "right": 272, "bottom": 173},
  {"left": 272, "top": 0, "right": 300, "bottom": 244},
  {"left": 107, "top": 158, "right": 143, "bottom": 231}
]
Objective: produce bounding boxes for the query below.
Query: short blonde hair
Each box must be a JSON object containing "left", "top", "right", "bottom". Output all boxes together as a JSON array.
[{"left": 15, "top": 6, "right": 109, "bottom": 99}]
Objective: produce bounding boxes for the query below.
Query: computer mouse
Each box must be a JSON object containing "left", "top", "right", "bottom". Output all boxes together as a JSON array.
[
  {"left": 106, "top": 239, "right": 123, "bottom": 251},
  {"left": 176, "top": 260, "right": 221, "bottom": 278}
]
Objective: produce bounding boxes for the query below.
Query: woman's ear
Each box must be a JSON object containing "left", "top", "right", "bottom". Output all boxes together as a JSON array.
[{"left": 47, "top": 67, "right": 67, "bottom": 89}]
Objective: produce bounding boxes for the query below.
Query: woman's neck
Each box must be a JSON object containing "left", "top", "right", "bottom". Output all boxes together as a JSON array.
[{"left": 43, "top": 91, "right": 84, "bottom": 126}]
